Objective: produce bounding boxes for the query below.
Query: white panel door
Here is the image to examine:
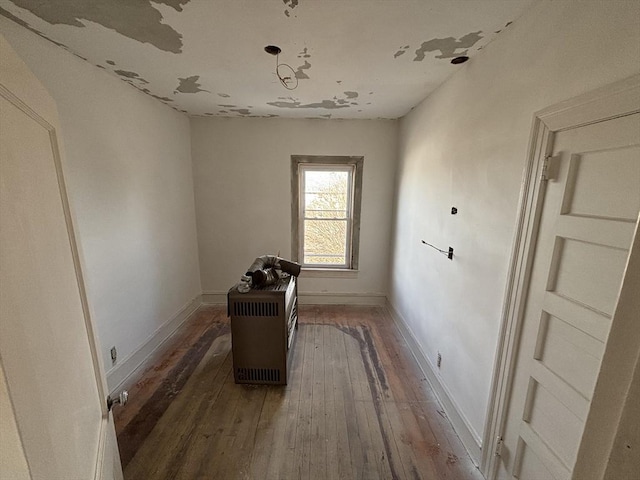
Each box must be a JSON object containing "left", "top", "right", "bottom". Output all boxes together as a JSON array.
[
  {"left": 0, "top": 35, "right": 123, "bottom": 479},
  {"left": 497, "top": 112, "right": 640, "bottom": 479}
]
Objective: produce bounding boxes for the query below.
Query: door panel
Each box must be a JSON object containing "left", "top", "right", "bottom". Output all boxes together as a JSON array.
[
  {"left": 564, "top": 148, "right": 639, "bottom": 220},
  {"left": 0, "top": 35, "right": 122, "bottom": 480},
  {"left": 549, "top": 237, "right": 629, "bottom": 316},
  {"left": 498, "top": 113, "right": 640, "bottom": 479},
  {"left": 536, "top": 313, "right": 604, "bottom": 399}
]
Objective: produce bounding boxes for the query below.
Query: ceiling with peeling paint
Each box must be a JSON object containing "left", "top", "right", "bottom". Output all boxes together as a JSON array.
[{"left": 0, "top": 0, "right": 536, "bottom": 119}]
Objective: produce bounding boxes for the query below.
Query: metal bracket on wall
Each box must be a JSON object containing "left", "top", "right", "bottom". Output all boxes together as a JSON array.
[{"left": 421, "top": 240, "right": 454, "bottom": 260}]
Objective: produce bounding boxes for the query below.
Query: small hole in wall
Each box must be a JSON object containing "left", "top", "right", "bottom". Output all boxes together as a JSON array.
[{"left": 451, "top": 56, "right": 469, "bottom": 65}]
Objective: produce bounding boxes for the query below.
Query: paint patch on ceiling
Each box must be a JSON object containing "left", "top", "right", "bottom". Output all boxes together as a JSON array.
[
  {"left": 344, "top": 91, "right": 358, "bottom": 99},
  {"left": 298, "top": 47, "right": 310, "bottom": 59},
  {"left": 141, "top": 88, "right": 173, "bottom": 102},
  {"left": 268, "top": 99, "right": 350, "bottom": 109},
  {"left": 229, "top": 108, "right": 251, "bottom": 115},
  {"left": 115, "top": 69, "right": 149, "bottom": 84},
  {"left": 175, "top": 75, "right": 209, "bottom": 94},
  {"left": 413, "top": 31, "right": 483, "bottom": 61},
  {"left": 156, "top": 0, "right": 189, "bottom": 11},
  {"left": 283, "top": 0, "right": 299, "bottom": 17},
  {"left": 295, "top": 60, "right": 312, "bottom": 80},
  {"left": 217, "top": 93, "right": 230, "bottom": 98},
  {"left": 394, "top": 45, "right": 410, "bottom": 58},
  {"left": 7, "top": 0, "right": 190, "bottom": 53}
]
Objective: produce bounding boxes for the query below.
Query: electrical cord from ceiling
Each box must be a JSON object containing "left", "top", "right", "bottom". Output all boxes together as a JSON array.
[
  {"left": 276, "top": 55, "right": 298, "bottom": 90},
  {"left": 265, "top": 45, "right": 298, "bottom": 90}
]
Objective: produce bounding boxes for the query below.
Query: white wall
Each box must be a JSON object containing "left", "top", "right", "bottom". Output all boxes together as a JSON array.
[
  {"left": 0, "top": 362, "right": 29, "bottom": 480},
  {"left": 389, "top": 0, "right": 640, "bottom": 453},
  {"left": 1, "top": 19, "right": 202, "bottom": 389},
  {"left": 604, "top": 352, "right": 640, "bottom": 479},
  {"left": 191, "top": 117, "right": 397, "bottom": 300}
]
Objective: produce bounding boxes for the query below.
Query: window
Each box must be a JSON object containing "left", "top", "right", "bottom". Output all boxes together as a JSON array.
[{"left": 291, "top": 156, "right": 363, "bottom": 270}]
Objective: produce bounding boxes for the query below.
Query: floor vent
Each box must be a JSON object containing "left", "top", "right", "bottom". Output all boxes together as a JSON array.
[
  {"left": 232, "top": 301, "right": 279, "bottom": 317},
  {"left": 235, "top": 367, "right": 281, "bottom": 384}
]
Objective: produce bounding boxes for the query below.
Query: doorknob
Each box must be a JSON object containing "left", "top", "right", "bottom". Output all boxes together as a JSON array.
[{"left": 106, "top": 390, "right": 128, "bottom": 411}]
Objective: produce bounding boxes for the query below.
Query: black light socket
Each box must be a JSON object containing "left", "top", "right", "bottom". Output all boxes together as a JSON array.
[
  {"left": 264, "top": 45, "right": 282, "bottom": 56},
  {"left": 451, "top": 56, "right": 469, "bottom": 65}
]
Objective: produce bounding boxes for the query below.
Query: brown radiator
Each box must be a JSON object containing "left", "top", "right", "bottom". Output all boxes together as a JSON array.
[{"left": 227, "top": 275, "right": 298, "bottom": 385}]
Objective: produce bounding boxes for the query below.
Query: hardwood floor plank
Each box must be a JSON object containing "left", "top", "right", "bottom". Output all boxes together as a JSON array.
[
  {"left": 330, "top": 318, "right": 366, "bottom": 480},
  {"left": 340, "top": 328, "right": 385, "bottom": 479},
  {"left": 260, "top": 319, "right": 307, "bottom": 479},
  {"left": 212, "top": 384, "right": 267, "bottom": 480},
  {"left": 290, "top": 324, "right": 318, "bottom": 480},
  {"left": 248, "top": 385, "right": 285, "bottom": 478},
  {"left": 176, "top": 366, "right": 241, "bottom": 480},
  {"left": 323, "top": 322, "right": 347, "bottom": 480},
  {"left": 309, "top": 323, "right": 328, "bottom": 479}
]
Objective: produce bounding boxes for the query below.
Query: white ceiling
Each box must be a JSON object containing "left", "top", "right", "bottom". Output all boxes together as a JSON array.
[{"left": 0, "top": 0, "right": 536, "bottom": 119}]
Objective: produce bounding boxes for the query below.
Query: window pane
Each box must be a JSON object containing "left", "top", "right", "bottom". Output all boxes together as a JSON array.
[
  {"left": 304, "top": 208, "right": 347, "bottom": 219},
  {"left": 305, "top": 170, "right": 349, "bottom": 195},
  {"left": 303, "top": 170, "right": 349, "bottom": 223},
  {"left": 303, "top": 219, "right": 347, "bottom": 265},
  {"left": 304, "top": 193, "right": 348, "bottom": 217}
]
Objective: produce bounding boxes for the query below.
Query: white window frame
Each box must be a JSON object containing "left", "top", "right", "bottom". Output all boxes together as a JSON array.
[{"left": 291, "top": 155, "right": 363, "bottom": 271}]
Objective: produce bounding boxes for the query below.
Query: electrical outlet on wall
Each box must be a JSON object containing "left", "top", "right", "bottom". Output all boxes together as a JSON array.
[
  {"left": 437, "top": 352, "right": 442, "bottom": 368},
  {"left": 110, "top": 346, "right": 117, "bottom": 366}
]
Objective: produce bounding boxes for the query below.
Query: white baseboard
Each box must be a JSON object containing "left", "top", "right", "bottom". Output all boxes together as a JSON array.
[
  {"left": 299, "top": 292, "right": 387, "bottom": 305},
  {"left": 106, "top": 295, "right": 202, "bottom": 394},
  {"left": 202, "top": 290, "right": 387, "bottom": 306},
  {"left": 385, "top": 299, "right": 483, "bottom": 466},
  {"left": 201, "top": 292, "right": 227, "bottom": 304}
]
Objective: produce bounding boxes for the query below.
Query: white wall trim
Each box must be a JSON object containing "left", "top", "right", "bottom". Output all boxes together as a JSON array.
[
  {"left": 385, "top": 299, "right": 483, "bottom": 465},
  {"left": 106, "top": 295, "right": 202, "bottom": 394},
  {"left": 202, "top": 290, "right": 387, "bottom": 306},
  {"left": 201, "top": 291, "right": 227, "bottom": 305},
  {"left": 299, "top": 292, "right": 386, "bottom": 305},
  {"left": 299, "top": 268, "right": 359, "bottom": 279}
]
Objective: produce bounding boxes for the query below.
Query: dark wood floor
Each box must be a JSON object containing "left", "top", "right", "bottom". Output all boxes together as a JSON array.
[{"left": 114, "top": 305, "right": 483, "bottom": 480}]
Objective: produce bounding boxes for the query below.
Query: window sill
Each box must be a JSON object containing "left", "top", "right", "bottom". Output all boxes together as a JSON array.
[{"left": 299, "top": 268, "right": 359, "bottom": 279}]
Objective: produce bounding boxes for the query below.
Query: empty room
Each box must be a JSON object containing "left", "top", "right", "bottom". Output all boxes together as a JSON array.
[{"left": 1, "top": 1, "right": 639, "bottom": 479}]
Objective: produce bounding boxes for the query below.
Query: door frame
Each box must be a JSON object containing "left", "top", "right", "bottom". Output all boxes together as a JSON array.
[{"left": 481, "top": 74, "right": 640, "bottom": 479}]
